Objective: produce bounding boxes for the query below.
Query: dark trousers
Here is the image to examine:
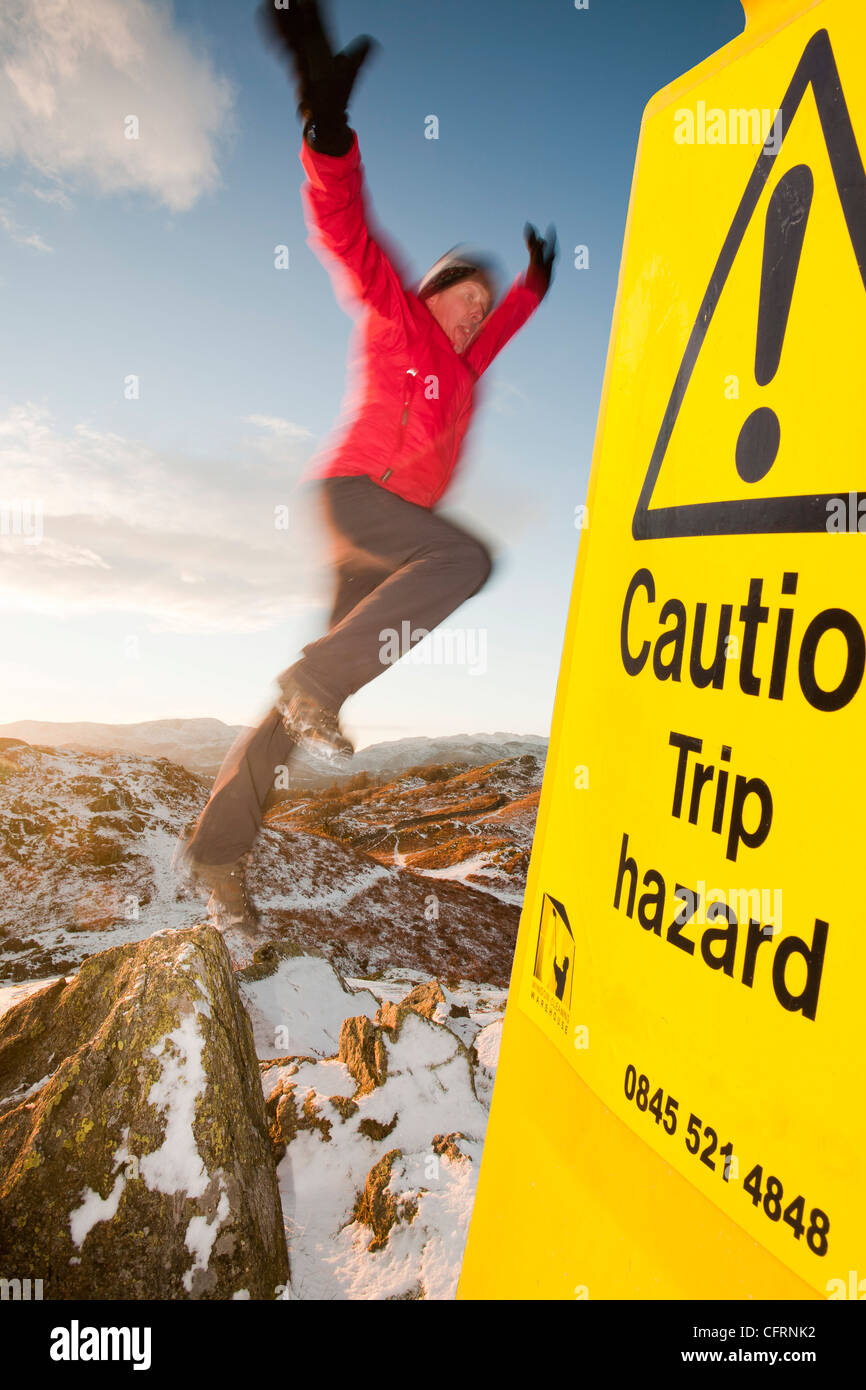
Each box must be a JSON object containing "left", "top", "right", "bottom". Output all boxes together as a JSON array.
[{"left": 184, "top": 475, "right": 493, "bottom": 865}]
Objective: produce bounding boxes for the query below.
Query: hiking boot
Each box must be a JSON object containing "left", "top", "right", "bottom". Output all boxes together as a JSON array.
[
  {"left": 184, "top": 850, "right": 263, "bottom": 940},
  {"left": 276, "top": 676, "right": 354, "bottom": 767}
]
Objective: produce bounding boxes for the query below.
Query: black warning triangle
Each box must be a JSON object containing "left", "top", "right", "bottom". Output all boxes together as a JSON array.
[{"left": 632, "top": 27, "right": 866, "bottom": 542}]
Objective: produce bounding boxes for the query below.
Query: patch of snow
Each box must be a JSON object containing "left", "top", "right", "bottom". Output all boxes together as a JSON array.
[
  {"left": 340, "top": 1141, "right": 483, "bottom": 1300},
  {"left": 240, "top": 955, "right": 378, "bottom": 1059},
  {"left": 138, "top": 1007, "right": 232, "bottom": 1292},
  {"left": 272, "top": 998, "right": 491, "bottom": 1300},
  {"left": 353, "top": 1014, "right": 485, "bottom": 1156},
  {"left": 473, "top": 1019, "right": 504, "bottom": 1105},
  {"left": 257, "top": 861, "right": 395, "bottom": 912},
  {"left": 474, "top": 1018, "right": 504, "bottom": 1073},
  {"left": 261, "top": 1056, "right": 355, "bottom": 1099},
  {"left": 69, "top": 1134, "right": 133, "bottom": 1248},
  {"left": 2, "top": 1070, "right": 55, "bottom": 1106},
  {"left": 140, "top": 1013, "right": 210, "bottom": 1197},
  {"left": 183, "top": 1184, "right": 231, "bottom": 1293},
  {"left": 69, "top": 1172, "right": 127, "bottom": 1248},
  {"left": 413, "top": 855, "right": 526, "bottom": 906}
]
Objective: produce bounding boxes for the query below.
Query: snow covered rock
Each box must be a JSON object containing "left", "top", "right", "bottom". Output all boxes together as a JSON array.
[
  {"left": 256, "top": 964, "right": 495, "bottom": 1299},
  {"left": 239, "top": 942, "right": 379, "bottom": 1059},
  {"left": 352, "top": 1148, "right": 416, "bottom": 1253},
  {"left": 0, "top": 924, "right": 288, "bottom": 1299},
  {"left": 375, "top": 978, "right": 446, "bottom": 1031},
  {"left": 266, "top": 1076, "right": 333, "bottom": 1160},
  {"left": 472, "top": 1017, "right": 505, "bottom": 1106}
]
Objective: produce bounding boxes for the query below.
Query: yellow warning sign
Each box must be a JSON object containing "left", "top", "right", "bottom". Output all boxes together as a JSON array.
[
  {"left": 460, "top": 0, "right": 865, "bottom": 1299},
  {"left": 635, "top": 26, "right": 865, "bottom": 539}
]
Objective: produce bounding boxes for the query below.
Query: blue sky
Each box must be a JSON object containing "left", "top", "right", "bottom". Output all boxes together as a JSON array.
[{"left": 0, "top": 0, "right": 744, "bottom": 749}]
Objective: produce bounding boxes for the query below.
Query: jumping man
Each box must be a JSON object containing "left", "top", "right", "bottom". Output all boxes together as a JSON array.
[{"left": 175, "top": 0, "right": 557, "bottom": 941}]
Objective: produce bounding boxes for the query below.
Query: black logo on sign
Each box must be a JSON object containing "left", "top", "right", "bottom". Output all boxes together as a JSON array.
[
  {"left": 532, "top": 892, "right": 574, "bottom": 1015},
  {"left": 633, "top": 28, "right": 866, "bottom": 542}
]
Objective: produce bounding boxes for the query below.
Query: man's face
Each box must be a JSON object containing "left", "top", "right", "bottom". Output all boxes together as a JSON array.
[{"left": 425, "top": 279, "right": 492, "bottom": 353}]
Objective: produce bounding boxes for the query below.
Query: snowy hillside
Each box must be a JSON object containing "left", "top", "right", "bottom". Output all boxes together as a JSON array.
[
  {"left": 0, "top": 729, "right": 524, "bottom": 1299},
  {"left": 0, "top": 736, "right": 538, "bottom": 984},
  {"left": 272, "top": 751, "right": 544, "bottom": 904}
]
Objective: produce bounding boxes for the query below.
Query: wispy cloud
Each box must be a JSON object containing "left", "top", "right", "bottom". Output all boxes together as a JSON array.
[
  {"left": 0, "top": 404, "right": 329, "bottom": 633},
  {"left": 241, "top": 415, "right": 316, "bottom": 471},
  {"left": 23, "top": 181, "right": 74, "bottom": 210},
  {"left": 245, "top": 415, "right": 314, "bottom": 439},
  {"left": 0, "top": 202, "right": 53, "bottom": 251},
  {"left": 0, "top": 0, "right": 236, "bottom": 213}
]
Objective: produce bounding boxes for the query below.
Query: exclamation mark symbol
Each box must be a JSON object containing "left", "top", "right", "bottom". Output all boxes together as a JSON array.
[{"left": 735, "top": 164, "right": 814, "bottom": 483}]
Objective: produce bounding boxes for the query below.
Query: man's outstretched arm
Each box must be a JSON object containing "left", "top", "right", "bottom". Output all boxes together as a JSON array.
[
  {"left": 299, "top": 130, "right": 415, "bottom": 331},
  {"left": 257, "top": 0, "right": 411, "bottom": 328},
  {"left": 465, "top": 224, "right": 557, "bottom": 376}
]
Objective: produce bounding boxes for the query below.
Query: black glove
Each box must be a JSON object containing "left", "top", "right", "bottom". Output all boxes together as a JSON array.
[
  {"left": 256, "top": 0, "right": 378, "bottom": 156},
  {"left": 524, "top": 222, "right": 558, "bottom": 297}
]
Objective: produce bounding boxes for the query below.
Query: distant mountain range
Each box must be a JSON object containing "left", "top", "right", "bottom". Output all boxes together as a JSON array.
[
  {"left": 0, "top": 717, "right": 246, "bottom": 777},
  {"left": 0, "top": 717, "right": 548, "bottom": 785},
  {"left": 343, "top": 732, "right": 547, "bottom": 783}
]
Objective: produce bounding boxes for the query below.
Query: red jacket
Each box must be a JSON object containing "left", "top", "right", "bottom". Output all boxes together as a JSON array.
[{"left": 296, "top": 130, "right": 546, "bottom": 509}]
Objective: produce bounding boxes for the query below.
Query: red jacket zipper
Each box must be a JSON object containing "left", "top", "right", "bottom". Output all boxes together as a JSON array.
[{"left": 380, "top": 368, "right": 418, "bottom": 482}]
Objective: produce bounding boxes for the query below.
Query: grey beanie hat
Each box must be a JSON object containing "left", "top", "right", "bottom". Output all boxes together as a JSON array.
[{"left": 416, "top": 244, "right": 500, "bottom": 304}]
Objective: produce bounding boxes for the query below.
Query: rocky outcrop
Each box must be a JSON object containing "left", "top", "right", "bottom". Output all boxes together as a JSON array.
[
  {"left": 431, "top": 1132, "right": 470, "bottom": 1164},
  {"left": 375, "top": 979, "right": 446, "bottom": 1033},
  {"left": 338, "top": 1016, "right": 389, "bottom": 1096},
  {"left": 0, "top": 925, "right": 288, "bottom": 1299},
  {"left": 352, "top": 1149, "right": 417, "bottom": 1253},
  {"left": 246, "top": 964, "right": 505, "bottom": 1298},
  {"left": 358, "top": 1112, "right": 398, "bottom": 1142},
  {"left": 265, "top": 1077, "right": 333, "bottom": 1160},
  {"left": 328, "top": 1095, "right": 359, "bottom": 1122}
]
